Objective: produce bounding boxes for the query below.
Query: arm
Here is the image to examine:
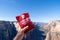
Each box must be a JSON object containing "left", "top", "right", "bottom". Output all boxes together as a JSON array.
[{"left": 14, "top": 26, "right": 28, "bottom": 40}]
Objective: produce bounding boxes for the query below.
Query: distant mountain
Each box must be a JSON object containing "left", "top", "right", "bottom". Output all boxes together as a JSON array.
[{"left": 0, "top": 21, "right": 46, "bottom": 40}]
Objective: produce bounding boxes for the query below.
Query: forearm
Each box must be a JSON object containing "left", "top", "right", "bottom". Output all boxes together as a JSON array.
[
  {"left": 13, "top": 34, "right": 22, "bottom": 40},
  {"left": 13, "top": 32, "right": 23, "bottom": 40},
  {"left": 13, "top": 23, "right": 28, "bottom": 40},
  {"left": 14, "top": 37, "right": 22, "bottom": 40}
]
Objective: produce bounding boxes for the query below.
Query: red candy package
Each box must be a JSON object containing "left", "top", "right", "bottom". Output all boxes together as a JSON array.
[{"left": 16, "top": 13, "right": 35, "bottom": 33}]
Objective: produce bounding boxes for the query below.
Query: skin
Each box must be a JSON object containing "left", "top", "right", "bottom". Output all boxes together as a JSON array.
[{"left": 14, "top": 26, "right": 28, "bottom": 40}]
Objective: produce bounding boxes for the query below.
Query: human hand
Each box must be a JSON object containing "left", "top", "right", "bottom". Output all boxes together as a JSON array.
[{"left": 14, "top": 26, "right": 28, "bottom": 40}]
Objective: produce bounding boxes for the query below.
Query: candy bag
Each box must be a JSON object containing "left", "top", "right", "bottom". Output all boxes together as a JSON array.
[{"left": 16, "top": 13, "right": 35, "bottom": 33}]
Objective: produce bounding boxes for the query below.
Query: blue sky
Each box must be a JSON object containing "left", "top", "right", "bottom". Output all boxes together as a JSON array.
[{"left": 0, "top": 0, "right": 60, "bottom": 22}]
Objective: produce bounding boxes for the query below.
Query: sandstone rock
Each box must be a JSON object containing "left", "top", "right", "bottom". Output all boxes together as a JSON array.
[{"left": 44, "top": 20, "right": 60, "bottom": 40}]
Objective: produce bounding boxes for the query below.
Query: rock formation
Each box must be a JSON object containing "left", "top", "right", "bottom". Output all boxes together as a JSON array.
[
  {"left": 0, "top": 21, "right": 46, "bottom": 40},
  {"left": 43, "top": 20, "right": 60, "bottom": 40}
]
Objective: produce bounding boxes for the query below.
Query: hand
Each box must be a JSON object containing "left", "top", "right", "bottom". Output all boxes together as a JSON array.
[{"left": 14, "top": 26, "right": 28, "bottom": 40}]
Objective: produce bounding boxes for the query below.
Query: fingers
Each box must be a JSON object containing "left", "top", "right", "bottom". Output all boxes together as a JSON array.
[{"left": 21, "top": 26, "right": 28, "bottom": 32}]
